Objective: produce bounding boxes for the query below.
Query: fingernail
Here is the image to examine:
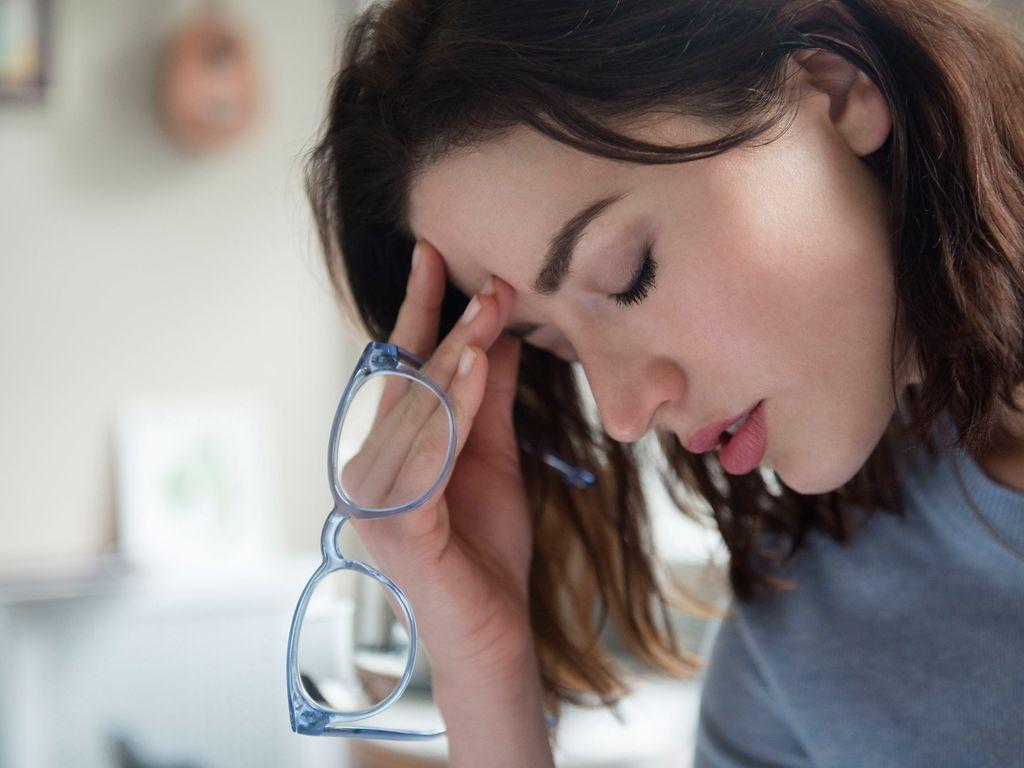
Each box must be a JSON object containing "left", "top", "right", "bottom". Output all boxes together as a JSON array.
[
  {"left": 459, "top": 295, "right": 481, "bottom": 325},
  {"left": 458, "top": 345, "right": 476, "bottom": 377},
  {"left": 411, "top": 243, "right": 423, "bottom": 273},
  {"left": 481, "top": 275, "right": 495, "bottom": 295}
]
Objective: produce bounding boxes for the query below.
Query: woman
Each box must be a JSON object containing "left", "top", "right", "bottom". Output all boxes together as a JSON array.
[{"left": 304, "top": 0, "right": 1024, "bottom": 764}]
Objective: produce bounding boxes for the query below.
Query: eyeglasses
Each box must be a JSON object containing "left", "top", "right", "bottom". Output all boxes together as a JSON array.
[{"left": 286, "top": 340, "right": 596, "bottom": 740}]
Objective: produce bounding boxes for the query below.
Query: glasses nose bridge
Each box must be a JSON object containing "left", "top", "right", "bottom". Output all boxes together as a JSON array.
[{"left": 321, "top": 510, "right": 348, "bottom": 562}]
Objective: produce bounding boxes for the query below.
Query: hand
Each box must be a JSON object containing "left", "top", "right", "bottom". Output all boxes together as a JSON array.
[{"left": 343, "top": 239, "right": 535, "bottom": 689}]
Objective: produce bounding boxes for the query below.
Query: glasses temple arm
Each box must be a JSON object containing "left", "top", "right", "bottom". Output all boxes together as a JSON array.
[{"left": 518, "top": 440, "right": 596, "bottom": 488}]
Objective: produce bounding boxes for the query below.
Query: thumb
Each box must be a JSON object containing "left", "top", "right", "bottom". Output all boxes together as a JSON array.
[{"left": 463, "top": 331, "right": 523, "bottom": 458}]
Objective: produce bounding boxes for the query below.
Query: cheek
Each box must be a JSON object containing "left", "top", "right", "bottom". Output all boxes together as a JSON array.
[
  {"left": 690, "top": 133, "right": 895, "bottom": 383},
  {"left": 677, "top": 144, "right": 898, "bottom": 491},
  {"left": 730, "top": 208, "right": 895, "bottom": 414}
]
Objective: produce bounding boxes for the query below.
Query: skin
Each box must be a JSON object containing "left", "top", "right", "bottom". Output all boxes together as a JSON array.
[{"left": 405, "top": 50, "right": 1020, "bottom": 497}]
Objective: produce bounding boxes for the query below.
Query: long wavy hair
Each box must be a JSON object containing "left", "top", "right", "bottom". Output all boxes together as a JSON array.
[{"left": 303, "top": 0, "right": 1024, "bottom": 719}]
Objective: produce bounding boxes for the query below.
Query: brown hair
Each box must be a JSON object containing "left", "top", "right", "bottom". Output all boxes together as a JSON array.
[{"left": 303, "top": 0, "right": 1024, "bottom": 720}]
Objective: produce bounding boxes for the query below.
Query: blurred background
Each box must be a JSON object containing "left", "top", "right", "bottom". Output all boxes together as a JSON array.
[{"left": 2, "top": 1, "right": 1017, "bottom": 766}]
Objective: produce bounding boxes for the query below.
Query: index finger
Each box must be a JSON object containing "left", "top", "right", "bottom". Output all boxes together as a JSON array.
[
  {"left": 390, "top": 240, "right": 445, "bottom": 358},
  {"left": 367, "top": 240, "right": 447, "bottom": 423}
]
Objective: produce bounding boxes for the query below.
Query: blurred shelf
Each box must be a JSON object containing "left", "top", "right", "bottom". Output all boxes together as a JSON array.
[{"left": 0, "top": 551, "right": 322, "bottom": 606}]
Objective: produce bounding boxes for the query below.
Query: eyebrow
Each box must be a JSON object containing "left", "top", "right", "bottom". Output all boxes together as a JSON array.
[{"left": 531, "top": 190, "right": 629, "bottom": 297}]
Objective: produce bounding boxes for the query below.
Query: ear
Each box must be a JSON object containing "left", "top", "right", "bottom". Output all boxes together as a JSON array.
[{"left": 788, "top": 48, "right": 892, "bottom": 157}]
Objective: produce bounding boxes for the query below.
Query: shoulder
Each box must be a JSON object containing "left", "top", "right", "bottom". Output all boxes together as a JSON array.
[
  {"left": 694, "top": 600, "right": 814, "bottom": 768},
  {"left": 694, "top": 512, "right": 914, "bottom": 768}
]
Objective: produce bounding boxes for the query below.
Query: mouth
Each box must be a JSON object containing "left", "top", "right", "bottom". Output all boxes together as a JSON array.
[
  {"left": 718, "top": 409, "right": 753, "bottom": 446},
  {"left": 684, "top": 400, "right": 762, "bottom": 454},
  {"left": 717, "top": 399, "right": 768, "bottom": 475}
]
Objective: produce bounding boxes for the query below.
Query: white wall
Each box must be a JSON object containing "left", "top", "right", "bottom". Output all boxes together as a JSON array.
[{"left": 0, "top": 0, "right": 361, "bottom": 565}]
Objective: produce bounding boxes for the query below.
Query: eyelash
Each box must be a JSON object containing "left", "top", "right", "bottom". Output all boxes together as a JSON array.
[{"left": 611, "top": 241, "right": 658, "bottom": 307}]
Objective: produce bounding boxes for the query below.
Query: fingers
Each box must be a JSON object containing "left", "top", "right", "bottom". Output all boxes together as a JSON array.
[
  {"left": 386, "top": 343, "right": 490, "bottom": 537},
  {"left": 379, "top": 240, "right": 513, "bottom": 420},
  {"left": 343, "top": 378, "right": 451, "bottom": 509},
  {"left": 387, "top": 237, "right": 515, "bottom": 398},
  {"left": 349, "top": 238, "right": 517, "bottom": 528},
  {"left": 463, "top": 331, "right": 523, "bottom": 459},
  {"left": 371, "top": 242, "right": 445, "bottom": 421},
  {"left": 366, "top": 268, "right": 512, "bottom": 505},
  {"left": 418, "top": 268, "right": 516, "bottom": 395},
  {"left": 390, "top": 240, "right": 446, "bottom": 359}
]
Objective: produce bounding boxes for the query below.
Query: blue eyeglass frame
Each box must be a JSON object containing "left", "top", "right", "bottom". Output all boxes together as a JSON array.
[{"left": 287, "top": 340, "right": 596, "bottom": 740}]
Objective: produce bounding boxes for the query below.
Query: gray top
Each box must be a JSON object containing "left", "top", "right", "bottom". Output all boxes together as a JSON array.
[{"left": 694, "top": 409, "right": 1024, "bottom": 767}]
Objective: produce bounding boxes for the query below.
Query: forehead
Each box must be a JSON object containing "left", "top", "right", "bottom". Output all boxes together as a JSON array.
[
  {"left": 406, "top": 125, "right": 614, "bottom": 300},
  {"left": 406, "top": 117, "right": 721, "bottom": 297}
]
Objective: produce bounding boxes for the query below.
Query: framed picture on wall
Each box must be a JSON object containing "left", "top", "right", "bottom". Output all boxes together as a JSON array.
[
  {"left": 114, "top": 397, "right": 281, "bottom": 574},
  {"left": 0, "top": 0, "right": 50, "bottom": 102}
]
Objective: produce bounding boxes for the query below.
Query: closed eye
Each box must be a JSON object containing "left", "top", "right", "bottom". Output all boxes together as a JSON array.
[{"left": 610, "top": 240, "right": 657, "bottom": 307}]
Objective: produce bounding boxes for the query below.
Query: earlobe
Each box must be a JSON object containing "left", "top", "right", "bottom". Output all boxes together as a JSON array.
[{"left": 789, "top": 49, "right": 892, "bottom": 157}]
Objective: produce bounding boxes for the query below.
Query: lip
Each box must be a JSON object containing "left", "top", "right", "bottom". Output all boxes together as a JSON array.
[{"left": 684, "top": 400, "right": 762, "bottom": 453}]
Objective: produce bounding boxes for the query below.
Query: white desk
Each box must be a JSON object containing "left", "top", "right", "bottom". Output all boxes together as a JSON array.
[
  {"left": 0, "top": 556, "right": 351, "bottom": 768},
  {"left": 0, "top": 554, "right": 713, "bottom": 768}
]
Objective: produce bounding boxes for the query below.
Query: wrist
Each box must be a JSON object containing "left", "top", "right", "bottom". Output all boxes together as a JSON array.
[
  {"left": 432, "top": 645, "right": 555, "bottom": 768},
  {"left": 432, "top": 640, "right": 541, "bottom": 704}
]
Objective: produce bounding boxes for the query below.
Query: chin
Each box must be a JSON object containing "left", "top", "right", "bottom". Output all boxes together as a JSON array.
[
  {"left": 772, "top": 451, "right": 867, "bottom": 496},
  {"left": 767, "top": 406, "right": 892, "bottom": 496}
]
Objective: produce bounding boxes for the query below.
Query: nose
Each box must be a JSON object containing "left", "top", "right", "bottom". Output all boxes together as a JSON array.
[{"left": 579, "top": 353, "right": 685, "bottom": 444}]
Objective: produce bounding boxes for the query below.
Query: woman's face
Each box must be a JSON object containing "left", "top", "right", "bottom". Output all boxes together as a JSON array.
[{"left": 406, "top": 56, "right": 916, "bottom": 495}]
